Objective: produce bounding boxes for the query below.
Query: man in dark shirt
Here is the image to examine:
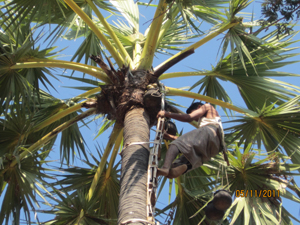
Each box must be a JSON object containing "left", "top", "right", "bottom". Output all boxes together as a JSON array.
[{"left": 157, "top": 102, "right": 224, "bottom": 178}]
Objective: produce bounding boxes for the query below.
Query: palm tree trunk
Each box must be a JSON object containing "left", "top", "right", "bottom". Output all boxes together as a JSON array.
[{"left": 118, "top": 108, "right": 150, "bottom": 225}]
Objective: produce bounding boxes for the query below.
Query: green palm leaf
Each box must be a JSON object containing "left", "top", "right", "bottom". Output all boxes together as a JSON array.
[
  {"left": 47, "top": 147, "right": 121, "bottom": 223},
  {"left": 188, "top": 30, "right": 300, "bottom": 111},
  {"left": 165, "top": 0, "right": 228, "bottom": 33},
  {"left": 0, "top": 152, "right": 52, "bottom": 225},
  {"left": 42, "top": 189, "right": 111, "bottom": 225},
  {"left": 31, "top": 91, "right": 89, "bottom": 163},
  {"left": 0, "top": 0, "right": 300, "bottom": 224},
  {"left": 0, "top": 12, "right": 61, "bottom": 114},
  {"left": 225, "top": 96, "right": 300, "bottom": 164},
  {"left": 1, "top": 0, "right": 113, "bottom": 44}
]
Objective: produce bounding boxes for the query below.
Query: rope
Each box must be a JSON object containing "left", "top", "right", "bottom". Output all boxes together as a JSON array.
[
  {"left": 121, "top": 83, "right": 165, "bottom": 224},
  {"left": 120, "top": 141, "right": 160, "bottom": 153},
  {"left": 120, "top": 219, "right": 155, "bottom": 225}
]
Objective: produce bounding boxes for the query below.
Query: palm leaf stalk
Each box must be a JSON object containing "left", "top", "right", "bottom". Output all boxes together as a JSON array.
[
  {"left": 10, "top": 59, "right": 110, "bottom": 82},
  {"left": 106, "top": 129, "right": 123, "bottom": 179},
  {"left": 88, "top": 123, "right": 122, "bottom": 201},
  {"left": 63, "top": 0, "right": 126, "bottom": 68},
  {"left": 32, "top": 100, "right": 87, "bottom": 132},
  {"left": 137, "top": 0, "right": 168, "bottom": 70},
  {"left": 166, "top": 87, "right": 252, "bottom": 115},
  {"left": 75, "top": 87, "right": 102, "bottom": 99},
  {"left": 8, "top": 108, "right": 96, "bottom": 168},
  {"left": 156, "top": 7, "right": 180, "bottom": 45},
  {"left": 154, "top": 19, "right": 241, "bottom": 71},
  {"left": 85, "top": 0, "right": 133, "bottom": 68},
  {"left": 32, "top": 86, "right": 102, "bottom": 132}
]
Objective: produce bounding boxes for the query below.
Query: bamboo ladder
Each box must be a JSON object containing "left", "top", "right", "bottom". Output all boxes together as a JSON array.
[{"left": 146, "top": 83, "right": 165, "bottom": 225}]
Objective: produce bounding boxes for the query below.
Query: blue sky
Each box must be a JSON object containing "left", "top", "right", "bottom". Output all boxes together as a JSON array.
[{"left": 2, "top": 0, "right": 299, "bottom": 224}]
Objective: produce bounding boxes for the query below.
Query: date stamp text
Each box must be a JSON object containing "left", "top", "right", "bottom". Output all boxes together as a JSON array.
[{"left": 235, "top": 190, "right": 280, "bottom": 198}]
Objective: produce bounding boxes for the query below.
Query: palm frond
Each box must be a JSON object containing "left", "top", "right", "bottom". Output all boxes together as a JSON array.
[
  {"left": 166, "top": 0, "right": 228, "bottom": 33},
  {"left": 224, "top": 145, "right": 300, "bottom": 224},
  {"left": 42, "top": 189, "right": 111, "bottom": 225},
  {"left": 0, "top": 152, "right": 52, "bottom": 225},
  {"left": 185, "top": 144, "right": 300, "bottom": 224},
  {"left": 156, "top": 15, "right": 201, "bottom": 55},
  {"left": 30, "top": 92, "right": 95, "bottom": 163},
  {"left": 166, "top": 86, "right": 253, "bottom": 115},
  {"left": 188, "top": 30, "right": 300, "bottom": 110},
  {"left": 50, "top": 147, "right": 121, "bottom": 222},
  {"left": 110, "top": 0, "right": 139, "bottom": 31},
  {"left": 0, "top": 12, "right": 59, "bottom": 114},
  {"left": 225, "top": 96, "right": 300, "bottom": 165},
  {"left": 1, "top": 0, "right": 114, "bottom": 44}
]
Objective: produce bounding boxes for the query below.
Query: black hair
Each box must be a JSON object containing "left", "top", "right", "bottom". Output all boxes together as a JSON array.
[{"left": 186, "top": 102, "right": 204, "bottom": 114}]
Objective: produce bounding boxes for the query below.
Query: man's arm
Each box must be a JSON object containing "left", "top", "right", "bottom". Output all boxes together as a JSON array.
[
  {"left": 157, "top": 105, "right": 207, "bottom": 122},
  {"left": 163, "top": 132, "right": 178, "bottom": 140}
]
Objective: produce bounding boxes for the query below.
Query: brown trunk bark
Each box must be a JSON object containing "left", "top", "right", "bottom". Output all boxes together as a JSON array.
[{"left": 118, "top": 108, "right": 150, "bottom": 225}]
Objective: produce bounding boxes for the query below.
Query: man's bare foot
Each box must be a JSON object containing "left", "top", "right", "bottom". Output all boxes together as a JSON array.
[
  {"left": 167, "top": 164, "right": 188, "bottom": 179},
  {"left": 157, "top": 168, "right": 169, "bottom": 177}
]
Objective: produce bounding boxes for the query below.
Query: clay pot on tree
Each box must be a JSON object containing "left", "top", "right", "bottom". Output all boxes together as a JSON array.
[
  {"left": 164, "top": 120, "right": 177, "bottom": 136},
  {"left": 213, "top": 190, "right": 232, "bottom": 211},
  {"left": 205, "top": 201, "right": 225, "bottom": 221}
]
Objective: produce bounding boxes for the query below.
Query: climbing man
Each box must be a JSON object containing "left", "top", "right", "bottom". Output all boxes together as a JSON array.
[{"left": 157, "top": 102, "right": 226, "bottom": 178}]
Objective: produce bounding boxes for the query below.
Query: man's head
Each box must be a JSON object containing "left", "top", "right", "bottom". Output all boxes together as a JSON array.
[{"left": 186, "top": 102, "right": 204, "bottom": 114}]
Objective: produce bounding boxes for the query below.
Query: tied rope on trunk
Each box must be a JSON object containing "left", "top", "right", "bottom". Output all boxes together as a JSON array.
[
  {"left": 120, "top": 82, "right": 166, "bottom": 153},
  {"left": 120, "top": 83, "right": 166, "bottom": 225}
]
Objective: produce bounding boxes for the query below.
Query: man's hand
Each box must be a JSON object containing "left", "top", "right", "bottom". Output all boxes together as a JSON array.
[
  {"left": 163, "top": 132, "right": 178, "bottom": 141},
  {"left": 157, "top": 110, "right": 166, "bottom": 118}
]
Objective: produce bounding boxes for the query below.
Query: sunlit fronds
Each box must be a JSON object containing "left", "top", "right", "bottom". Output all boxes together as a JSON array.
[
  {"left": 137, "top": 0, "right": 168, "bottom": 69},
  {"left": 228, "top": 0, "right": 252, "bottom": 19},
  {"left": 51, "top": 147, "right": 121, "bottom": 222},
  {"left": 187, "top": 30, "right": 300, "bottom": 110},
  {"left": 110, "top": 0, "right": 139, "bottom": 31},
  {"left": 64, "top": 28, "right": 104, "bottom": 66},
  {"left": 225, "top": 96, "right": 300, "bottom": 164},
  {"left": 166, "top": 86, "right": 253, "bottom": 115},
  {"left": 156, "top": 15, "right": 200, "bottom": 55},
  {"left": 155, "top": 19, "right": 240, "bottom": 71},
  {"left": 186, "top": 146, "right": 300, "bottom": 224},
  {"left": 224, "top": 146, "right": 300, "bottom": 224},
  {"left": 0, "top": 13, "right": 59, "bottom": 114},
  {"left": 30, "top": 92, "right": 92, "bottom": 163},
  {"left": 42, "top": 189, "right": 111, "bottom": 225},
  {"left": 0, "top": 152, "right": 52, "bottom": 225},
  {"left": 166, "top": 0, "right": 228, "bottom": 32},
  {"left": 189, "top": 75, "right": 232, "bottom": 112},
  {"left": 0, "top": 103, "right": 55, "bottom": 157},
  {"left": 1, "top": 0, "right": 113, "bottom": 44}
]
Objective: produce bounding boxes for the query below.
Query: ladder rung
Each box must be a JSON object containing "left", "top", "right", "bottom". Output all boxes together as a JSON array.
[{"left": 147, "top": 117, "right": 165, "bottom": 224}]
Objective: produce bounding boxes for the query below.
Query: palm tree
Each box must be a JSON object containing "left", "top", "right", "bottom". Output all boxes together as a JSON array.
[{"left": 0, "top": 0, "right": 300, "bottom": 224}]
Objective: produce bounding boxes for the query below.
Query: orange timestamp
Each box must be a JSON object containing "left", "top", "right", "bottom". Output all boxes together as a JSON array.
[{"left": 235, "top": 190, "right": 280, "bottom": 198}]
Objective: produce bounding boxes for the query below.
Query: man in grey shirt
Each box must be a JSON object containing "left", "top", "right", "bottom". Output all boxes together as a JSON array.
[{"left": 157, "top": 102, "right": 225, "bottom": 178}]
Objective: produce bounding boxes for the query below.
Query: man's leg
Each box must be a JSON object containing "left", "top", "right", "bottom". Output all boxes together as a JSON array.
[
  {"left": 157, "top": 145, "right": 180, "bottom": 177},
  {"left": 167, "top": 155, "right": 191, "bottom": 179},
  {"left": 157, "top": 145, "right": 188, "bottom": 177}
]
